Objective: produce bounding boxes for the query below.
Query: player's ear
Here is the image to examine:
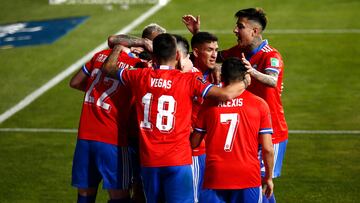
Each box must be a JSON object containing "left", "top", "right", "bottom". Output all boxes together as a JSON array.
[
  {"left": 193, "top": 47, "right": 199, "bottom": 57},
  {"left": 176, "top": 50, "right": 180, "bottom": 61},
  {"left": 252, "top": 26, "right": 261, "bottom": 36}
]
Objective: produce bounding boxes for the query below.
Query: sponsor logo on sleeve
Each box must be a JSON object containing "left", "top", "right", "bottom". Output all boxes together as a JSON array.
[{"left": 270, "top": 58, "right": 280, "bottom": 67}]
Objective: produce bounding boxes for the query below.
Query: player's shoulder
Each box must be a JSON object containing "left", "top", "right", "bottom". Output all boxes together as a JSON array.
[
  {"left": 244, "top": 90, "right": 268, "bottom": 106},
  {"left": 261, "top": 44, "right": 282, "bottom": 58}
]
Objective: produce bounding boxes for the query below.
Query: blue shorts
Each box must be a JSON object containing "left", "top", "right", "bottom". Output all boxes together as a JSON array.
[
  {"left": 141, "top": 165, "right": 194, "bottom": 203},
  {"left": 191, "top": 154, "right": 212, "bottom": 203},
  {"left": 259, "top": 139, "right": 288, "bottom": 178},
  {"left": 204, "top": 187, "right": 262, "bottom": 203},
  {"left": 71, "top": 139, "right": 132, "bottom": 190}
]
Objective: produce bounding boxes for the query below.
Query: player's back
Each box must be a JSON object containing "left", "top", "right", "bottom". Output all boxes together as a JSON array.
[
  {"left": 78, "top": 49, "right": 140, "bottom": 146},
  {"left": 121, "top": 66, "right": 212, "bottom": 167},
  {"left": 197, "top": 90, "right": 272, "bottom": 189}
]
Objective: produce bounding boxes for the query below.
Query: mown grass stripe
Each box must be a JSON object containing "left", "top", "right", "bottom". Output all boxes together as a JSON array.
[
  {"left": 1, "top": 128, "right": 359, "bottom": 135},
  {"left": 0, "top": 0, "right": 170, "bottom": 124}
]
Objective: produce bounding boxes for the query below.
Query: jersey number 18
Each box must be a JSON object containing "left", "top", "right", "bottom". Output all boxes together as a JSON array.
[{"left": 141, "top": 93, "right": 176, "bottom": 132}]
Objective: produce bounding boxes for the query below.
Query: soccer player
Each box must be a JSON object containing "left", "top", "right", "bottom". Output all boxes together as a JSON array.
[
  {"left": 191, "top": 57, "right": 275, "bottom": 203},
  {"left": 184, "top": 8, "right": 288, "bottom": 203},
  {"left": 69, "top": 46, "right": 141, "bottom": 203},
  {"left": 102, "top": 33, "right": 248, "bottom": 203},
  {"left": 189, "top": 31, "right": 220, "bottom": 203},
  {"left": 107, "top": 23, "right": 166, "bottom": 203}
]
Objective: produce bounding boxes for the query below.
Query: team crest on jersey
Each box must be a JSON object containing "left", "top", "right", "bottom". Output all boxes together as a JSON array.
[
  {"left": 196, "top": 76, "right": 207, "bottom": 84},
  {"left": 270, "top": 58, "right": 280, "bottom": 67}
]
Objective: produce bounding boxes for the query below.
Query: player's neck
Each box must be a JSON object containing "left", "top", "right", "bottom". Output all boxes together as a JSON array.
[
  {"left": 194, "top": 60, "right": 208, "bottom": 73},
  {"left": 247, "top": 36, "right": 263, "bottom": 54},
  {"left": 227, "top": 80, "right": 246, "bottom": 93},
  {"left": 155, "top": 59, "right": 177, "bottom": 69}
]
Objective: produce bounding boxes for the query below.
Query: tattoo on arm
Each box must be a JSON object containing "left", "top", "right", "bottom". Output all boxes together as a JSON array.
[
  {"left": 102, "top": 45, "right": 123, "bottom": 78},
  {"left": 251, "top": 69, "right": 279, "bottom": 87},
  {"left": 109, "top": 35, "right": 144, "bottom": 48}
]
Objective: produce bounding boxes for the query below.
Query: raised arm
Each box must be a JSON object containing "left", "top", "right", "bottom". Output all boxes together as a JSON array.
[
  {"left": 102, "top": 45, "right": 125, "bottom": 79},
  {"left": 108, "top": 34, "right": 153, "bottom": 52},
  {"left": 182, "top": 15, "right": 200, "bottom": 35},
  {"left": 259, "top": 133, "right": 275, "bottom": 198}
]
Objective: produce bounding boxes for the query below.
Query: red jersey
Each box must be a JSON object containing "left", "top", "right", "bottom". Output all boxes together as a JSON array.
[
  {"left": 190, "top": 67, "right": 206, "bottom": 156},
  {"left": 195, "top": 90, "right": 273, "bottom": 189},
  {"left": 220, "top": 40, "right": 288, "bottom": 143},
  {"left": 78, "top": 49, "right": 141, "bottom": 146},
  {"left": 119, "top": 65, "right": 213, "bottom": 167}
]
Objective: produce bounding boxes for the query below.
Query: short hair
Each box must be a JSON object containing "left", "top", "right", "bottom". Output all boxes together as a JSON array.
[
  {"left": 152, "top": 33, "right": 177, "bottom": 62},
  {"left": 191, "top": 31, "right": 218, "bottom": 49},
  {"left": 173, "top": 34, "right": 190, "bottom": 57},
  {"left": 235, "top": 8, "right": 267, "bottom": 31},
  {"left": 142, "top": 23, "right": 166, "bottom": 40},
  {"left": 221, "top": 57, "right": 247, "bottom": 84}
]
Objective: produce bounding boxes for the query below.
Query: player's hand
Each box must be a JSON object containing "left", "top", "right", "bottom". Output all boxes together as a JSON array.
[
  {"left": 108, "top": 35, "right": 116, "bottom": 48},
  {"left": 211, "top": 63, "right": 222, "bottom": 85},
  {"left": 143, "top": 38, "right": 153, "bottom": 53},
  {"left": 182, "top": 14, "right": 200, "bottom": 34},
  {"left": 130, "top": 47, "right": 144, "bottom": 56},
  {"left": 262, "top": 178, "right": 274, "bottom": 199},
  {"left": 241, "top": 53, "right": 253, "bottom": 73}
]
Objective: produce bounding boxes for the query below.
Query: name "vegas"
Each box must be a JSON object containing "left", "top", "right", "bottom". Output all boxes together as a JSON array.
[{"left": 150, "top": 78, "right": 172, "bottom": 89}]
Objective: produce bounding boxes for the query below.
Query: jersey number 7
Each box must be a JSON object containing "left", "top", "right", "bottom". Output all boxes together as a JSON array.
[{"left": 220, "top": 113, "right": 239, "bottom": 152}]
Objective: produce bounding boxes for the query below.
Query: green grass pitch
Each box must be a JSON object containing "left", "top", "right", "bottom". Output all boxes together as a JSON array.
[{"left": 0, "top": 0, "right": 359, "bottom": 202}]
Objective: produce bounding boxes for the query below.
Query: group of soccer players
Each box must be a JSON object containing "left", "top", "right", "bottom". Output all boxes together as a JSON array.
[{"left": 70, "top": 7, "right": 288, "bottom": 203}]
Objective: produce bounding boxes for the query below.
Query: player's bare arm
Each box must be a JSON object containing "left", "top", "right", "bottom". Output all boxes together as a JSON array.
[
  {"left": 206, "top": 81, "right": 246, "bottom": 101},
  {"left": 102, "top": 44, "right": 125, "bottom": 78},
  {"left": 69, "top": 69, "right": 88, "bottom": 92},
  {"left": 240, "top": 53, "right": 278, "bottom": 87},
  {"left": 182, "top": 14, "right": 200, "bottom": 35},
  {"left": 190, "top": 131, "right": 205, "bottom": 149},
  {"left": 249, "top": 68, "right": 278, "bottom": 87},
  {"left": 260, "top": 133, "right": 275, "bottom": 198},
  {"left": 108, "top": 35, "right": 152, "bottom": 52}
]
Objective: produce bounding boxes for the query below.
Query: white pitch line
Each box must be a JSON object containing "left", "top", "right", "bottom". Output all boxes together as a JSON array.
[
  {"left": 0, "top": 128, "right": 359, "bottom": 135},
  {"left": 0, "top": 0, "right": 170, "bottom": 124},
  {"left": 0, "top": 128, "right": 77, "bottom": 133},
  {"left": 129, "top": 28, "right": 360, "bottom": 35}
]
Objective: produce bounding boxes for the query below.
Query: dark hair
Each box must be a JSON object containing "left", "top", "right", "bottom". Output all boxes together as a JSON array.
[
  {"left": 235, "top": 8, "right": 267, "bottom": 31},
  {"left": 221, "top": 57, "right": 247, "bottom": 83},
  {"left": 152, "top": 33, "right": 177, "bottom": 62},
  {"left": 191, "top": 31, "right": 218, "bottom": 49},
  {"left": 173, "top": 34, "right": 190, "bottom": 56}
]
